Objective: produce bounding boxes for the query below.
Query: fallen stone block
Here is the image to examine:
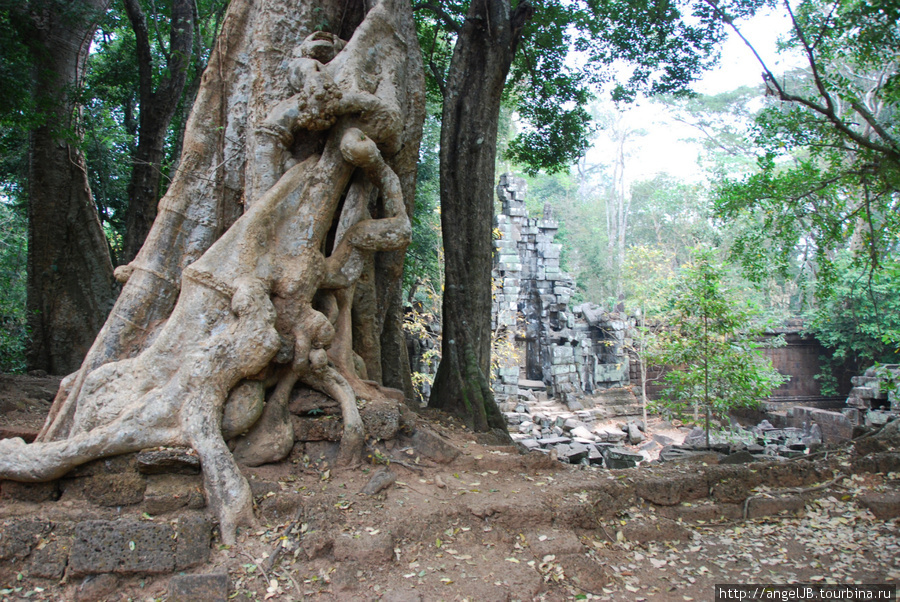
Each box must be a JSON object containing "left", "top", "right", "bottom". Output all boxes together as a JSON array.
[
  {"left": 604, "top": 447, "right": 642, "bottom": 469},
  {"left": 556, "top": 443, "right": 589, "bottom": 464},
  {"left": 333, "top": 532, "right": 394, "bottom": 566},
  {"left": 745, "top": 495, "right": 807, "bottom": 518},
  {"left": 791, "top": 407, "right": 853, "bottom": 445},
  {"left": 537, "top": 436, "right": 572, "bottom": 447},
  {"left": 597, "top": 427, "right": 626, "bottom": 443},
  {"left": 168, "top": 573, "right": 230, "bottom": 602},
  {"left": 406, "top": 428, "right": 461, "bottom": 464},
  {"left": 858, "top": 491, "right": 900, "bottom": 519},
  {"left": 721, "top": 450, "right": 764, "bottom": 465},
  {"left": 570, "top": 426, "right": 596, "bottom": 440},
  {"left": 618, "top": 518, "right": 691, "bottom": 543},
  {"left": 627, "top": 423, "right": 645, "bottom": 445}
]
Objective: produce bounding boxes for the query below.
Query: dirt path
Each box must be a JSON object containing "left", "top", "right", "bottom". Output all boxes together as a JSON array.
[{"left": 0, "top": 376, "right": 898, "bottom": 601}]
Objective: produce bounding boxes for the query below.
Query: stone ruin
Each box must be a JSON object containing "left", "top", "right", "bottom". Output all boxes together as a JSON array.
[
  {"left": 844, "top": 364, "right": 900, "bottom": 428},
  {"left": 491, "top": 174, "right": 633, "bottom": 412}
]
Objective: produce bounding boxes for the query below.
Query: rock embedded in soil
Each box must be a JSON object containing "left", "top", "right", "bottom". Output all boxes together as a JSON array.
[{"left": 168, "top": 573, "right": 230, "bottom": 602}]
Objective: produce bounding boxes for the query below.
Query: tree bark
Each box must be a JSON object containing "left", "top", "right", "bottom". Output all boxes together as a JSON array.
[
  {"left": 23, "top": 0, "right": 118, "bottom": 375},
  {"left": 0, "top": 0, "right": 424, "bottom": 545},
  {"left": 120, "top": 0, "right": 195, "bottom": 265},
  {"left": 428, "top": 0, "right": 531, "bottom": 433}
]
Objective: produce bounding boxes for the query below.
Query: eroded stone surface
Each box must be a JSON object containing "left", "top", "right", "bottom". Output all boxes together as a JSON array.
[{"left": 168, "top": 573, "right": 230, "bottom": 602}]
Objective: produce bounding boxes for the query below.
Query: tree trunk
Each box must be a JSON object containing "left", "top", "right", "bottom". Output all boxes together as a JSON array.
[
  {"left": 428, "top": 0, "right": 531, "bottom": 434},
  {"left": 1, "top": 0, "right": 424, "bottom": 545},
  {"left": 23, "top": 0, "right": 118, "bottom": 375},
  {"left": 120, "top": 0, "right": 195, "bottom": 265}
]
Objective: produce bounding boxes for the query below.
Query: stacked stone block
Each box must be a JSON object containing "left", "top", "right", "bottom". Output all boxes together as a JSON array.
[
  {"left": 844, "top": 364, "right": 899, "bottom": 426},
  {"left": 491, "top": 174, "right": 632, "bottom": 410}
]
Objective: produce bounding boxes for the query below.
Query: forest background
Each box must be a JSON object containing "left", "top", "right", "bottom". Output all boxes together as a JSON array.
[{"left": 0, "top": 0, "right": 897, "bottom": 403}]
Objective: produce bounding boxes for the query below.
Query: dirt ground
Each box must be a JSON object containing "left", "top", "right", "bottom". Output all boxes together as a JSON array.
[{"left": 0, "top": 375, "right": 898, "bottom": 602}]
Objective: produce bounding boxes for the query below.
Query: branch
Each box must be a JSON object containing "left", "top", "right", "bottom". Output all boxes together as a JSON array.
[
  {"left": 428, "top": 60, "right": 447, "bottom": 98},
  {"left": 510, "top": 0, "right": 534, "bottom": 40},
  {"left": 783, "top": 0, "right": 834, "bottom": 114},
  {"left": 413, "top": 2, "right": 460, "bottom": 34},
  {"left": 123, "top": 0, "right": 154, "bottom": 105},
  {"left": 700, "top": 0, "right": 900, "bottom": 165}
]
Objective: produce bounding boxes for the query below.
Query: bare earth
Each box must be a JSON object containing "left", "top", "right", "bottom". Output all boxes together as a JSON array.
[{"left": 0, "top": 375, "right": 898, "bottom": 601}]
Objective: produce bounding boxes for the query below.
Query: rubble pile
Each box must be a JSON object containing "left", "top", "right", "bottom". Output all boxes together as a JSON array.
[
  {"left": 503, "top": 385, "right": 662, "bottom": 469},
  {"left": 845, "top": 364, "right": 899, "bottom": 427}
]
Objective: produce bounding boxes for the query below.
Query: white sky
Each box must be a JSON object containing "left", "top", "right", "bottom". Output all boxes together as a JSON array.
[{"left": 584, "top": 7, "right": 800, "bottom": 186}]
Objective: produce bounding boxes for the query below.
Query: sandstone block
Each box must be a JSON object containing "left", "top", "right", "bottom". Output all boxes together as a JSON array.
[
  {"left": 144, "top": 474, "right": 206, "bottom": 515},
  {"left": 858, "top": 491, "right": 900, "bottom": 519},
  {"left": 169, "top": 573, "right": 230, "bottom": 602},
  {"left": 69, "top": 520, "right": 176, "bottom": 575},
  {"left": 136, "top": 447, "right": 201, "bottom": 475},
  {"left": 406, "top": 428, "right": 461, "bottom": 463},
  {"left": 333, "top": 532, "right": 394, "bottom": 565}
]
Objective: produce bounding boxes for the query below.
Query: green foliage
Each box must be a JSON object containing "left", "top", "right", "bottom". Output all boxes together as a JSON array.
[
  {"left": 711, "top": 0, "right": 900, "bottom": 297},
  {"left": 628, "top": 174, "right": 713, "bottom": 264},
  {"left": 415, "top": 0, "right": 742, "bottom": 177},
  {"left": 650, "top": 247, "right": 786, "bottom": 435},
  {"left": 622, "top": 244, "right": 676, "bottom": 316},
  {"left": 656, "top": 86, "right": 762, "bottom": 178},
  {"left": 803, "top": 257, "right": 900, "bottom": 395},
  {"left": 403, "top": 106, "right": 443, "bottom": 309},
  {"left": 0, "top": 201, "right": 27, "bottom": 373}
]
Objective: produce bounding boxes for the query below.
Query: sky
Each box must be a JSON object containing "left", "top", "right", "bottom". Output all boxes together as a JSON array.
[{"left": 584, "top": 7, "right": 801, "bottom": 187}]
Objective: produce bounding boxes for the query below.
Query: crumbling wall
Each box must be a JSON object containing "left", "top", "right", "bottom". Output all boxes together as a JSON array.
[
  {"left": 491, "top": 174, "right": 632, "bottom": 410},
  {"left": 845, "top": 364, "right": 899, "bottom": 426}
]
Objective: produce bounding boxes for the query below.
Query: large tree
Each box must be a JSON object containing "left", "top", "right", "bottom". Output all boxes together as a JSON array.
[
  {"left": 0, "top": 0, "right": 425, "bottom": 544},
  {"left": 428, "top": 0, "right": 532, "bottom": 435},
  {"left": 419, "top": 0, "right": 733, "bottom": 432},
  {"left": 9, "top": 0, "right": 119, "bottom": 375}
]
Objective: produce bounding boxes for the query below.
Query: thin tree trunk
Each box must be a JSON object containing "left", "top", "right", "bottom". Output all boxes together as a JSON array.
[
  {"left": 120, "top": 0, "right": 195, "bottom": 265},
  {"left": 23, "top": 0, "right": 117, "bottom": 375},
  {"left": 428, "top": 0, "right": 532, "bottom": 434}
]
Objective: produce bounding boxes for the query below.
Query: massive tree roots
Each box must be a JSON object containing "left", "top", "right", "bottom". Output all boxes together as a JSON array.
[{"left": 0, "top": 1, "right": 417, "bottom": 545}]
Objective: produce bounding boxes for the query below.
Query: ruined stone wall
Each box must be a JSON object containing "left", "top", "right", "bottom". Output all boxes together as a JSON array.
[{"left": 491, "top": 174, "right": 632, "bottom": 410}]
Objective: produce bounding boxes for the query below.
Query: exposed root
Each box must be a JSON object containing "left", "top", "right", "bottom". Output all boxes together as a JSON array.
[{"left": 0, "top": 0, "right": 416, "bottom": 545}]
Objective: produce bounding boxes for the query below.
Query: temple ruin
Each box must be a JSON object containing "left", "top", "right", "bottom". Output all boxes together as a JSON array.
[{"left": 490, "top": 174, "right": 634, "bottom": 413}]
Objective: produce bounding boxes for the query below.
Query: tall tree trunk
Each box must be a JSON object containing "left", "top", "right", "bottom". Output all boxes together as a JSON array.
[
  {"left": 428, "top": 0, "right": 531, "bottom": 434},
  {"left": 1, "top": 0, "right": 424, "bottom": 545},
  {"left": 120, "top": 0, "right": 195, "bottom": 265},
  {"left": 23, "top": 0, "right": 117, "bottom": 375}
]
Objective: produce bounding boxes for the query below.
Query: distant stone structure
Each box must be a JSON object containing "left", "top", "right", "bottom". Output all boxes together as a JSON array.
[
  {"left": 843, "top": 364, "right": 899, "bottom": 428},
  {"left": 491, "top": 174, "right": 632, "bottom": 411}
]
